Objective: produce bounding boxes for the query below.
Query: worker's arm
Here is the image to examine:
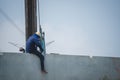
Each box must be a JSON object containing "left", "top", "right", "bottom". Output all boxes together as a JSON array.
[{"left": 34, "top": 38, "right": 44, "bottom": 52}]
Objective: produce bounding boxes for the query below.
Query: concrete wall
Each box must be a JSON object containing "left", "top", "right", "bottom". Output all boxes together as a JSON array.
[{"left": 0, "top": 52, "right": 120, "bottom": 80}]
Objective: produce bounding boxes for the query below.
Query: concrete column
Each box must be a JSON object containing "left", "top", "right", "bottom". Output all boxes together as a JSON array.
[{"left": 25, "top": 0, "right": 37, "bottom": 41}]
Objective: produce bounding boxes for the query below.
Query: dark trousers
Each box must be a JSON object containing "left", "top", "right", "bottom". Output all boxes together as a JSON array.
[{"left": 31, "top": 51, "right": 45, "bottom": 71}]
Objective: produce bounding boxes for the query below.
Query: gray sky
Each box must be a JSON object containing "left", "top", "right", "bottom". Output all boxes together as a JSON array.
[{"left": 0, "top": 0, "right": 120, "bottom": 57}]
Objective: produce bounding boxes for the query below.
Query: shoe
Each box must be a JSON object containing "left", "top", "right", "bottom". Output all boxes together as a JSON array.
[{"left": 41, "top": 70, "right": 48, "bottom": 74}]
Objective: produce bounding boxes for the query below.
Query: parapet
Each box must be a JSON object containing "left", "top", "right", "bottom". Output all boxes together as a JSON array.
[{"left": 0, "top": 52, "right": 120, "bottom": 80}]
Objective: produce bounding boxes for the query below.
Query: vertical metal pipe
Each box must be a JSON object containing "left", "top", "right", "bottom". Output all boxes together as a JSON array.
[{"left": 42, "top": 32, "right": 46, "bottom": 55}]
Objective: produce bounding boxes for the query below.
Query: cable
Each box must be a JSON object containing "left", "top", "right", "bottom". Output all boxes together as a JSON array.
[
  {"left": 0, "top": 8, "right": 25, "bottom": 35},
  {"left": 37, "top": 0, "right": 41, "bottom": 26},
  {"left": 37, "top": 0, "right": 43, "bottom": 38},
  {"left": 8, "top": 42, "right": 19, "bottom": 48},
  {"left": 46, "top": 41, "right": 55, "bottom": 46},
  {"left": 37, "top": 0, "right": 42, "bottom": 34}
]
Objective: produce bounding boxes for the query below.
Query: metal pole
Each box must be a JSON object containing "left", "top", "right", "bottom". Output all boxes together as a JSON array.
[{"left": 42, "top": 32, "right": 46, "bottom": 55}]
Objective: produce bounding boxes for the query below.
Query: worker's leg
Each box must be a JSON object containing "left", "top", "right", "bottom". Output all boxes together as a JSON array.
[
  {"left": 31, "top": 51, "right": 47, "bottom": 73},
  {"left": 33, "top": 51, "right": 45, "bottom": 71},
  {"left": 38, "top": 52, "right": 45, "bottom": 71}
]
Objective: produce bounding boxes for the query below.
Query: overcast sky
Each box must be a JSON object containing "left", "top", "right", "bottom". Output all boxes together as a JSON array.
[{"left": 0, "top": 0, "right": 120, "bottom": 57}]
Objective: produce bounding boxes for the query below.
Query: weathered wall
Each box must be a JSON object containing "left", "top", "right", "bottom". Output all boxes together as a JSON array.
[{"left": 0, "top": 52, "right": 120, "bottom": 80}]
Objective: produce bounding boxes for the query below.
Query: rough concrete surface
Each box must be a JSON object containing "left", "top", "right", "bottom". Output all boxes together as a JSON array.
[{"left": 0, "top": 52, "right": 120, "bottom": 80}]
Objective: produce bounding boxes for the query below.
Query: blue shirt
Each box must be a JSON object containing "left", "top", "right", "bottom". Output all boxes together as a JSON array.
[{"left": 26, "top": 34, "right": 43, "bottom": 53}]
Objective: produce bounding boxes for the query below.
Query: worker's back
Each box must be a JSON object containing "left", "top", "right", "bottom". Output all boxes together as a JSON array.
[{"left": 26, "top": 34, "right": 38, "bottom": 53}]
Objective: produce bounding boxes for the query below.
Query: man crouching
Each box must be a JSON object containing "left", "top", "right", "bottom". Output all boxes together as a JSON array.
[{"left": 26, "top": 32, "right": 48, "bottom": 74}]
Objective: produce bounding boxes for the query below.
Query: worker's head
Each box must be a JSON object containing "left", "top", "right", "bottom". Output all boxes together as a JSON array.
[{"left": 35, "top": 32, "right": 41, "bottom": 37}]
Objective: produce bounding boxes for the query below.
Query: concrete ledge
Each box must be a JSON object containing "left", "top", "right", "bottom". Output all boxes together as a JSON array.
[
  {"left": 0, "top": 52, "right": 4, "bottom": 55},
  {"left": 0, "top": 52, "right": 120, "bottom": 80}
]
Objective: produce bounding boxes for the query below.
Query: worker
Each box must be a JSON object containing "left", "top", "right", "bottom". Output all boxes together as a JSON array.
[{"left": 26, "top": 32, "right": 48, "bottom": 73}]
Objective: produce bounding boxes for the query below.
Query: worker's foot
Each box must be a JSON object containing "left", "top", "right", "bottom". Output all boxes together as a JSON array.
[{"left": 41, "top": 70, "right": 48, "bottom": 74}]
